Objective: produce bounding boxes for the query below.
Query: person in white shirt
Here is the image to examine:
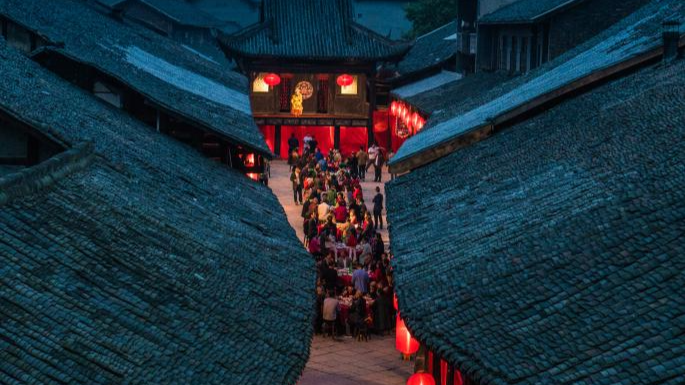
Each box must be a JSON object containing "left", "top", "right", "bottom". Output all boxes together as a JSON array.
[
  {"left": 318, "top": 201, "right": 331, "bottom": 221},
  {"left": 366, "top": 144, "right": 378, "bottom": 172}
]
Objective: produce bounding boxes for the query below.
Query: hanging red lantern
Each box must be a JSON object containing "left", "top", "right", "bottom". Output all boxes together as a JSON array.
[
  {"left": 407, "top": 373, "right": 436, "bottom": 385},
  {"left": 263, "top": 73, "right": 281, "bottom": 87},
  {"left": 416, "top": 117, "right": 425, "bottom": 132},
  {"left": 396, "top": 316, "right": 420, "bottom": 355},
  {"left": 412, "top": 112, "right": 420, "bottom": 129},
  {"left": 336, "top": 74, "right": 354, "bottom": 87},
  {"left": 390, "top": 101, "right": 398, "bottom": 116}
]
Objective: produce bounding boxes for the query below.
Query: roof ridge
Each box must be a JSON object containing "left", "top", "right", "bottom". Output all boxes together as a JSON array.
[{"left": 0, "top": 142, "right": 94, "bottom": 207}]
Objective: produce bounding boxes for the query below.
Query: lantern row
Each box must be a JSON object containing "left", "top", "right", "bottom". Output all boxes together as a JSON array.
[
  {"left": 390, "top": 100, "right": 426, "bottom": 135},
  {"left": 261, "top": 73, "right": 354, "bottom": 87}
]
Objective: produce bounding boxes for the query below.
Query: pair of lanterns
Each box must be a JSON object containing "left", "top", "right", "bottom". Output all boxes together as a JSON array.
[
  {"left": 262, "top": 73, "right": 354, "bottom": 87},
  {"left": 396, "top": 294, "right": 438, "bottom": 385},
  {"left": 390, "top": 101, "right": 426, "bottom": 134}
]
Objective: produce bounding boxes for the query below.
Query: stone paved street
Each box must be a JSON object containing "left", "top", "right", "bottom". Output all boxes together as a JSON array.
[
  {"left": 268, "top": 160, "right": 407, "bottom": 385},
  {"left": 298, "top": 335, "right": 414, "bottom": 385}
]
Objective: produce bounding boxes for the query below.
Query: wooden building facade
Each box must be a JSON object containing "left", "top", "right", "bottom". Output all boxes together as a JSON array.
[{"left": 220, "top": 0, "right": 408, "bottom": 157}]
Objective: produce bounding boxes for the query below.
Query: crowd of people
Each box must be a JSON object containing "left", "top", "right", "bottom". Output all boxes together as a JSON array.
[{"left": 286, "top": 133, "right": 396, "bottom": 340}]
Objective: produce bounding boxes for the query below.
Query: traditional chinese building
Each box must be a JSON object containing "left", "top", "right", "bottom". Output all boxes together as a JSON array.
[
  {"left": 0, "top": 0, "right": 271, "bottom": 179},
  {"left": 219, "top": 0, "right": 409, "bottom": 157},
  {"left": 0, "top": 36, "right": 314, "bottom": 385},
  {"left": 387, "top": 2, "right": 685, "bottom": 384}
]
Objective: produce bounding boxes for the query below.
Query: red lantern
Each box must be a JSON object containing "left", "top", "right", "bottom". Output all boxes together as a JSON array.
[
  {"left": 416, "top": 117, "right": 425, "bottom": 132},
  {"left": 391, "top": 101, "right": 398, "bottom": 116},
  {"left": 407, "top": 373, "right": 436, "bottom": 385},
  {"left": 396, "top": 316, "right": 420, "bottom": 355},
  {"left": 412, "top": 112, "right": 420, "bottom": 128},
  {"left": 263, "top": 73, "right": 281, "bottom": 87},
  {"left": 393, "top": 293, "right": 398, "bottom": 311},
  {"left": 337, "top": 74, "right": 354, "bottom": 87}
]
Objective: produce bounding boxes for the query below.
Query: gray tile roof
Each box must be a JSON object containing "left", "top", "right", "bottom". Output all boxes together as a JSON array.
[
  {"left": 219, "top": 0, "right": 409, "bottom": 61},
  {"left": 479, "top": 0, "right": 583, "bottom": 24},
  {"left": 392, "top": 71, "right": 508, "bottom": 115},
  {"left": 387, "top": 53, "right": 685, "bottom": 385},
  {"left": 396, "top": 21, "right": 457, "bottom": 77},
  {"left": 0, "top": 0, "right": 272, "bottom": 157},
  {"left": 391, "top": 0, "right": 685, "bottom": 168},
  {"left": 0, "top": 40, "right": 314, "bottom": 385},
  {"left": 135, "top": 0, "right": 227, "bottom": 28}
]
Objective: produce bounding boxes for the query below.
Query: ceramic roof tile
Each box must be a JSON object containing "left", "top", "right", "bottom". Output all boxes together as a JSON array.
[
  {"left": 387, "top": 36, "right": 685, "bottom": 385},
  {"left": 0, "top": 0, "right": 271, "bottom": 156},
  {"left": 0, "top": 40, "right": 313, "bottom": 385}
]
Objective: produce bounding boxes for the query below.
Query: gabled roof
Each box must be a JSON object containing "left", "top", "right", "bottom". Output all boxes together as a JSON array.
[
  {"left": 219, "top": 0, "right": 409, "bottom": 61},
  {"left": 388, "top": 46, "right": 685, "bottom": 385},
  {"left": 390, "top": 0, "right": 685, "bottom": 173},
  {"left": 396, "top": 21, "right": 458, "bottom": 78},
  {"left": 392, "top": 71, "right": 508, "bottom": 115},
  {"left": 479, "top": 0, "right": 583, "bottom": 25},
  {"left": 132, "top": 0, "right": 227, "bottom": 28},
  {"left": 0, "top": 39, "right": 313, "bottom": 385},
  {"left": 392, "top": 71, "right": 462, "bottom": 103},
  {"left": 0, "top": 0, "right": 272, "bottom": 157}
]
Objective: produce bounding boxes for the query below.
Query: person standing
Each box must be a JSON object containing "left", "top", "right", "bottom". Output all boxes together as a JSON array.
[
  {"left": 372, "top": 186, "right": 383, "bottom": 229},
  {"left": 356, "top": 146, "right": 368, "bottom": 181},
  {"left": 373, "top": 148, "right": 384, "bottom": 182},
  {"left": 366, "top": 143, "right": 378, "bottom": 172},
  {"left": 351, "top": 263, "right": 370, "bottom": 294},
  {"left": 291, "top": 167, "right": 303, "bottom": 205},
  {"left": 287, "top": 133, "right": 299, "bottom": 155}
]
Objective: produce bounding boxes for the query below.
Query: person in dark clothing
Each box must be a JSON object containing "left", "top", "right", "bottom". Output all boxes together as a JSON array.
[
  {"left": 372, "top": 233, "right": 384, "bottom": 261},
  {"left": 372, "top": 186, "right": 383, "bottom": 230},
  {"left": 288, "top": 133, "right": 299, "bottom": 153},
  {"left": 309, "top": 136, "right": 318, "bottom": 154},
  {"left": 373, "top": 149, "right": 384, "bottom": 182},
  {"left": 348, "top": 290, "right": 367, "bottom": 337},
  {"left": 314, "top": 285, "right": 325, "bottom": 334},
  {"left": 290, "top": 167, "right": 303, "bottom": 205},
  {"left": 372, "top": 286, "right": 392, "bottom": 335},
  {"left": 322, "top": 260, "right": 338, "bottom": 293}
]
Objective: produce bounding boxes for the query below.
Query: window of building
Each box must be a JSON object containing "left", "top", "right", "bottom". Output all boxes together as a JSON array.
[
  {"left": 252, "top": 73, "right": 270, "bottom": 93},
  {"left": 340, "top": 75, "right": 358, "bottom": 95},
  {"left": 93, "top": 81, "right": 123, "bottom": 108}
]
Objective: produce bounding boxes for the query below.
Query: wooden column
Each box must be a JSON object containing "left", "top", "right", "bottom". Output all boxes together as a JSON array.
[
  {"left": 446, "top": 365, "right": 455, "bottom": 385},
  {"left": 433, "top": 353, "right": 442, "bottom": 385},
  {"left": 367, "top": 73, "right": 377, "bottom": 146},
  {"left": 274, "top": 124, "right": 282, "bottom": 157},
  {"left": 334, "top": 125, "right": 341, "bottom": 150}
]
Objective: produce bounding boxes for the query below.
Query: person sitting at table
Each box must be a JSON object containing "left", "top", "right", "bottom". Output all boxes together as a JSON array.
[
  {"left": 333, "top": 201, "right": 348, "bottom": 223},
  {"left": 308, "top": 235, "right": 321, "bottom": 257},
  {"left": 322, "top": 260, "right": 338, "bottom": 294},
  {"left": 368, "top": 282, "right": 378, "bottom": 299},
  {"left": 342, "top": 285, "right": 355, "bottom": 299},
  {"left": 344, "top": 226, "right": 357, "bottom": 249},
  {"left": 348, "top": 290, "right": 367, "bottom": 337},
  {"left": 359, "top": 238, "right": 373, "bottom": 267},
  {"left": 351, "top": 263, "right": 370, "bottom": 294},
  {"left": 322, "top": 290, "right": 340, "bottom": 337},
  {"left": 368, "top": 262, "right": 383, "bottom": 283}
]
